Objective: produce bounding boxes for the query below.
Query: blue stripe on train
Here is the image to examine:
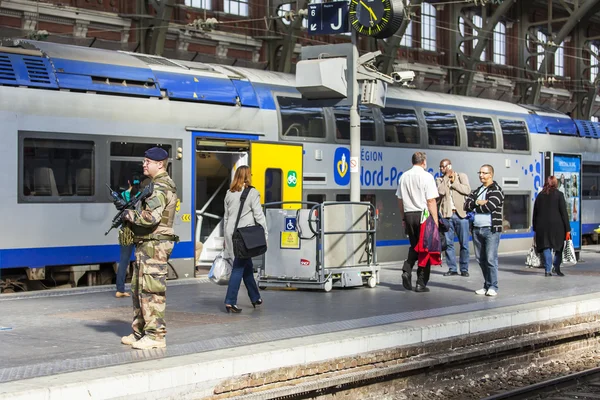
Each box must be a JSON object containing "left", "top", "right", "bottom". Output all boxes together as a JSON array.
[
  {"left": 0, "top": 242, "right": 194, "bottom": 270},
  {"left": 582, "top": 223, "right": 599, "bottom": 235},
  {"left": 376, "top": 232, "right": 533, "bottom": 247},
  {"left": 0, "top": 233, "right": 533, "bottom": 269}
]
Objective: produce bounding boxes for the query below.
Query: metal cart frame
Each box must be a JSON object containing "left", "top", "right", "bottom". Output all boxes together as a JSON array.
[{"left": 257, "top": 201, "right": 380, "bottom": 292}]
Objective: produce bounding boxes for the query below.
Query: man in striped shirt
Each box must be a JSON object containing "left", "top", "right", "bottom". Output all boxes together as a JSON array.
[{"left": 464, "top": 164, "right": 505, "bottom": 297}]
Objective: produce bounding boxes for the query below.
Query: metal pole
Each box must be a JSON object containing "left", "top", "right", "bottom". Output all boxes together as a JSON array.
[{"left": 350, "top": 30, "right": 361, "bottom": 202}]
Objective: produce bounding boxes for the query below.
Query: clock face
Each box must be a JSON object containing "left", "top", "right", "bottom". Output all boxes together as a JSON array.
[{"left": 349, "top": 0, "right": 404, "bottom": 39}]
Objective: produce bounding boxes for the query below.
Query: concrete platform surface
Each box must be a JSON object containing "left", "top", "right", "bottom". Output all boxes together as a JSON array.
[{"left": 1, "top": 247, "right": 600, "bottom": 399}]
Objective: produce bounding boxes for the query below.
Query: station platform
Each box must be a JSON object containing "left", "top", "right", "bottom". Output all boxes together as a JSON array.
[{"left": 2, "top": 247, "right": 600, "bottom": 399}]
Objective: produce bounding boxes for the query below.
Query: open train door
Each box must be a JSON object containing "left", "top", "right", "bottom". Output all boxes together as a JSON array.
[{"left": 250, "top": 142, "right": 303, "bottom": 208}]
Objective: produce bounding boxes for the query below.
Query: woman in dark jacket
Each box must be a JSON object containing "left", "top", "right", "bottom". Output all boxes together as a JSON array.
[{"left": 532, "top": 176, "right": 571, "bottom": 276}]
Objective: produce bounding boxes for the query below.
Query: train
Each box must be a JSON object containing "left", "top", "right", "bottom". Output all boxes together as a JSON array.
[{"left": 1, "top": 39, "right": 599, "bottom": 292}]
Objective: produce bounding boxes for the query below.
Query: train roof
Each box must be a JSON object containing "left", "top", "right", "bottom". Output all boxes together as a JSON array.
[
  {"left": 0, "top": 39, "right": 559, "bottom": 116},
  {"left": 225, "top": 65, "right": 529, "bottom": 115},
  {"left": 0, "top": 40, "right": 593, "bottom": 137}
]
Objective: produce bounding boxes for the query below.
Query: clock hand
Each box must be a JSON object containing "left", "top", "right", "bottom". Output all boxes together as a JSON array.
[{"left": 359, "top": 0, "right": 378, "bottom": 21}]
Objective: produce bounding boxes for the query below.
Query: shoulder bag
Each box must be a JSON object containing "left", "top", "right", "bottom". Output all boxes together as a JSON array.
[{"left": 232, "top": 187, "right": 268, "bottom": 259}]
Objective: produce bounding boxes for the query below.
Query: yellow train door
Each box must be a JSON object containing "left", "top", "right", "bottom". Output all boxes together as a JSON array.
[{"left": 250, "top": 142, "right": 303, "bottom": 208}]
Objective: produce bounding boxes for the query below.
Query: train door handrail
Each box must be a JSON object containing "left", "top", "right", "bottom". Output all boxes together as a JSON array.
[{"left": 195, "top": 177, "right": 228, "bottom": 243}]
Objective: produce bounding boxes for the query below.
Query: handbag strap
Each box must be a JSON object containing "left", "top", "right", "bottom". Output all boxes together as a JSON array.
[
  {"left": 233, "top": 186, "right": 253, "bottom": 231},
  {"left": 476, "top": 185, "right": 489, "bottom": 199}
]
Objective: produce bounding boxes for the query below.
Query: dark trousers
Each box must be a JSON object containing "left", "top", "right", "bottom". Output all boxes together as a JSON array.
[
  {"left": 541, "top": 247, "right": 563, "bottom": 274},
  {"left": 116, "top": 244, "right": 134, "bottom": 293},
  {"left": 402, "top": 211, "right": 431, "bottom": 286},
  {"left": 225, "top": 257, "right": 261, "bottom": 306},
  {"left": 443, "top": 213, "right": 470, "bottom": 273}
]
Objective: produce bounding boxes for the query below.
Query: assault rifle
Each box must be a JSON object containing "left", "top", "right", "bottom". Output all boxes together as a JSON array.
[{"left": 104, "top": 182, "right": 154, "bottom": 235}]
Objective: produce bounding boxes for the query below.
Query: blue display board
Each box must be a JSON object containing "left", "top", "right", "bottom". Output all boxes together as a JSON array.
[{"left": 553, "top": 153, "right": 582, "bottom": 249}]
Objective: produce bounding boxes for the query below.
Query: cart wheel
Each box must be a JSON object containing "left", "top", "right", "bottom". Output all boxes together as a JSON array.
[
  {"left": 367, "top": 276, "right": 377, "bottom": 288},
  {"left": 323, "top": 279, "right": 333, "bottom": 292}
]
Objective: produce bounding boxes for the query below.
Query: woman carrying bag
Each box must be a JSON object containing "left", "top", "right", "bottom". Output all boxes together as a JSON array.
[
  {"left": 223, "top": 166, "right": 268, "bottom": 313},
  {"left": 532, "top": 176, "right": 571, "bottom": 277}
]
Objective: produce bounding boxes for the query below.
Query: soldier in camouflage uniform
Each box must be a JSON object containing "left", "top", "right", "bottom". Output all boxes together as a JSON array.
[{"left": 120, "top": 147, "right": 178, "bottom": 350}]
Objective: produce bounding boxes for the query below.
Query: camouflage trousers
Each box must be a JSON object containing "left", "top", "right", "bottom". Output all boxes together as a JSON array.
[{"left": 131, "top": 239, "right": 174, "bottom": 340}]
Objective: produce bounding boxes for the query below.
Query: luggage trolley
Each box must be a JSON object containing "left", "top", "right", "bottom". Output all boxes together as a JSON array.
[{"left": 257, "top": 201, "right": 380, "bottom": 292}]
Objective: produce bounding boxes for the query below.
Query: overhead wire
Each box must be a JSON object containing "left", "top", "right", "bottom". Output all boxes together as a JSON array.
[
  {"left": 189, "top": 0, "right": 600, "bottom": 77},
  {"left": 8, "top": 0, "right": 600, "bottom": 84},
  {"left": 13, "top": 0, "right": 599, "bottom": 61},
  {"left": 3, "top": 21, "right": 583, "bottom": 87},
  {"left": 13, "top": 0, "right": 594, "bottom": 61},
  {"left": 378, "top": 3, "right": 600, "bottom": 85}
]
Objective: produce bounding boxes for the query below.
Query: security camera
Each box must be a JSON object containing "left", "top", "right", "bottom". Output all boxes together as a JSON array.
[{"left": 391, "top": 71, "right": 415, "bottom": 84}]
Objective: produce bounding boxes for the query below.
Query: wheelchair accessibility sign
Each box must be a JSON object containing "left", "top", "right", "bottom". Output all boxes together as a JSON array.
[
  {"left": 284, "top": 217, "right": 296, "bottom": 231},
  {"left": 281, "top": 217, "right": 300, "bottom": 249}
]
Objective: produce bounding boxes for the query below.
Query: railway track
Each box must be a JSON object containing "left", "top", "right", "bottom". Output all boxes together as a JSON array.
[{"left": 483, "top": 366, "right": 600, "bottom": 400}]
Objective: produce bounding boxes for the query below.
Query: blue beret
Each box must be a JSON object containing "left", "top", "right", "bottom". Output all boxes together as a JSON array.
[{"left": 144, "top": 147, "right": 168, "bottom": 161}]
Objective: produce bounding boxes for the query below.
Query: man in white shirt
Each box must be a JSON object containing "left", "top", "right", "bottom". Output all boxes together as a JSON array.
[{"left": 396, "top": 152, "right": 439, "bottom": 292}]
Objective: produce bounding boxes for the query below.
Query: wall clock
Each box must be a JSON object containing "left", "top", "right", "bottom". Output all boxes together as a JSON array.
[{"left": 349, "top": 0, "right": 404, "bottom": 39}]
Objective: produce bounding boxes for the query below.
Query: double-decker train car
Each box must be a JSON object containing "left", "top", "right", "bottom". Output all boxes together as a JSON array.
[{"left": 0, "top": 39, "right": 598, "bottom": 292}]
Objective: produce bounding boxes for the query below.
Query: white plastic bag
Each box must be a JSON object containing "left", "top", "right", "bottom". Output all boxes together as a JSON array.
[
  {"left": 562, "top": 239, "right": 577, "bottom": 266},
  {"left": 208, "top": 252, "right": 232, "bottom": 285},
  {"left": 525, "top": 245, "right": 541, "bottom": 268}
]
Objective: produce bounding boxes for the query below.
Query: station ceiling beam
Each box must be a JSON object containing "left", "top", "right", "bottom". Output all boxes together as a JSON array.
[
  {"left": 573, "top": 26, "right": 599, "bottom": 120},
  {"left": 278, "top": 0, "right": 309, "bottom": 73},
  {"left": 132, "top": 0, "right": 176, "bottom": 56},
  {"left": 524, "top": 0, "right": 600, "bottom": 104},
  {"left": 379, "top": 0, "right": 422, "bottom": 75},
  {"left": 455, "top": 0, "right": 514, "bottom": 96}
]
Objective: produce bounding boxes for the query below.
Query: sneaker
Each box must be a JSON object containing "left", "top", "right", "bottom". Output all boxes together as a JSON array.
[
  {"left": 121, "top": 334, "right": 141, "bottom": 345},
  {"left": 131, "top": 336, "right": 166, "bottom": 350},
  {"left": 486, "top": 289, "right": 498, "bottom": 297},
  {"left": 461, "top": 271, "right": 470, "bottom": 277},
  {"left": 116, "top": 292, "right": 130, "bottom": 298},
  {"left": 475, "top": 288, "right": 487, "bottom": 295},
  {"left": 443, "top": 271, "right": 459, "bottom": 276}
]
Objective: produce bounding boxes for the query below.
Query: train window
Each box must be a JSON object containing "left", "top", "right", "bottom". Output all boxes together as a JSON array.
[
  {"left": 583, "top": 177, "right": 599, "bottom": 197},
  {"left": 335, "top": 194, "right": 375, "bottom": 205},
  {"left": 305, "top": 194, "right": 325, "bottom": 209},
  {"left": 424, "top": 111, "right": 460, "bottom": 147},
  {"left": 111, "top": 161, "right": 148, "bottom": 193},
  {"left": 307, "top": 194, "right": 325, "bottom": 203},
  {"left": 503, "top": 194, "right": 529, "bottom": 230},
  {"left": 499, "top": 119, "right": 529, "bottom": 151},
  {"left": 583, "top": 164, "right": 600, "bottom": 174},
  {"left": 382, "top": 108, "right": 420, "bottom": 144},
  {"left": 464, "top": 116, "right": 496, "bottom": 149},
  {"left": 264, "top": 168, "right": 282, "bottom": 207},
  {"left": 110, "top": 142, "right": 172, "bottom": 157},
  {"left": 277, "top": 97, "right": 326, "bottom": 138},
  {"left": 22, "top": 138, "right": 94, "bottom": 198},
  {"left": 110, "top": 142, "right": 172, "bottom": 192},
  {"left": 334, "top": 106, "right": 376, "bottom": 142},
  {"left": 583, "top": 163, "right": 600, "bottom": 197}
]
